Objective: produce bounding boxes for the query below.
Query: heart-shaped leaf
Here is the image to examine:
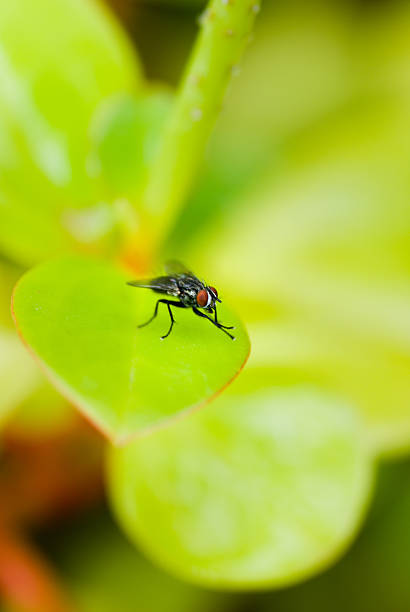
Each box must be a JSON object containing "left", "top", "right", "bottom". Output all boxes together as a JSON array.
[
  {"left": 107, "top": 369, "right": 373, "bottom": 588},
  {"left": 12, "top": 256, "right": 250, "bottom": 443}
]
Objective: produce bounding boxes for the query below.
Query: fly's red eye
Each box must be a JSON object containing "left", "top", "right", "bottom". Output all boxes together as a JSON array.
[
  {"left": 209, "top": 286, "right": 218, "bottom": 298},
  {"left": 196, "top": 289, "right": 209, "bottom": 307}
]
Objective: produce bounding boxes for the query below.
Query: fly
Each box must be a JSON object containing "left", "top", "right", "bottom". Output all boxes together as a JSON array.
[{"left": 127, "top": 261, "right": 235, "bottom": 340}]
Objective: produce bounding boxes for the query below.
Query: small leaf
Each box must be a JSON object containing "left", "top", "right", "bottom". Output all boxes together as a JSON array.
[
  {"left": 12, "top": 256, "right": 250, "bottom": 443},
  {"left": 107, "top": 370, "right": 373, "bottom": 588}
]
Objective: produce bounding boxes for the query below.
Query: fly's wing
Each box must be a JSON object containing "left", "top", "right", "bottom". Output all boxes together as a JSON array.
[
  {"left": 127, "top": 276, "right": 180, "bottom": 297},
  {"left": 164, "top": 260, "right": 194, "bottom": 277}
]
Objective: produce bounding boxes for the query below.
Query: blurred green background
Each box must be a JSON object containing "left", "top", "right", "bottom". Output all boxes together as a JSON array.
[{"left": 0, "top": 0, "right": 409, "bottom": 609}]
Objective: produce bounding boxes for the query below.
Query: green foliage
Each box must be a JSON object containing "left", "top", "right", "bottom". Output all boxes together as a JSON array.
[
  {"left": 0, "top": 260, "right": 49, "bottom": 424},
  {"left": 190, "top": 103, "right": 410, "bottom": 455},
  {"left": 51, "top": 510, "right": 229, "bottom": 612},
  {"left": 258, "top": 460, "right": 410, "bottom": 612},
  {"left": 12, "top": 256, "right": 250, "bottom": 443},
  {"left": 90, "top": 90, "right": 173, "bottom": 201},
  {"left": 1, "top": 0, "right": 409, "bottom": 599},
  {"left": 141, "top": 0, "right": 261, "bottom": 252},
  {"left": 108, "top": 368, "right": 373, "bottom": 587},
  {"left": 0, "top": 0, "right": 142, "bottom": 266}
]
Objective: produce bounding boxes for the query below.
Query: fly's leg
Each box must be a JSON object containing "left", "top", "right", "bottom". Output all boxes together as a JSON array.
[
  {"left": 213, "top": 305, "right": 235, "bottom": 330},
  {"left": 138, "top": 299, "right": 163, "bottom": 328},
  {"left": 161, "top": 301, "right": 187, "bottom": 339},
  {"left": 193, "top": 307, "right": 235, "bottom": 340},
  {"left": 161, "top": 302, "right": 176, "bottom": 340},
  {"left": 138, "top": 299, "right": 186, "bottom": 340}
]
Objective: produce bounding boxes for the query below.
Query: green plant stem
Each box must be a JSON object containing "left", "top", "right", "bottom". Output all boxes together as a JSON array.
[{"left": 141, "top": 0, "right": 261, "bottom": 255}]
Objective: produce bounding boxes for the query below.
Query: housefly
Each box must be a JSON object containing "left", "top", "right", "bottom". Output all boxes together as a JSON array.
[{"left": 127, "top": 261, "right": 235, "bottom": 340}]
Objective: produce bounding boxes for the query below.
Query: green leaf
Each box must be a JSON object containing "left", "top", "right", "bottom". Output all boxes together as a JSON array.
[
  {"left": 0, "top": 260, "right": 46, "bottom": 426},
  {"left": 0, "top": 0, "right": 142, "bottom": 266},
  {"left": 107, "top": 369, "right": 373, "bottom": 588},
  {"left": 0, "top": 258, "right": 22, "bottom": 328},
  {"left": 90, "top": 90, "right": 173, "bottom": 201},
  {"left": 189, "top": 103, "right": 410, "bottom": 455},
  {"left": 260, "top": 461, "right": 410, "bottom": 612},
  {"left": 248, "top": 318, "right": 410, "bottom": 456},
  {"left": 12, "top": 256, "right": 250, "bottom": 443},
  {"left": 212, "top": 0, "right": 352, "bottom": 155}
]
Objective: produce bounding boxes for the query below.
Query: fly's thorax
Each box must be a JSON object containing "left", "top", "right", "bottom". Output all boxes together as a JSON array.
[
  {"left": 180, "top": 291, "right": 197, "bottom": 307},
  {"left": 178, "top": 276, "right": 204, "bottom": 307}
]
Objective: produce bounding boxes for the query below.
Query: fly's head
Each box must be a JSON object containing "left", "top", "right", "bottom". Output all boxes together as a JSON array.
[{"left": 196, "top": 286, "right": 221, "bottom": 311}]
